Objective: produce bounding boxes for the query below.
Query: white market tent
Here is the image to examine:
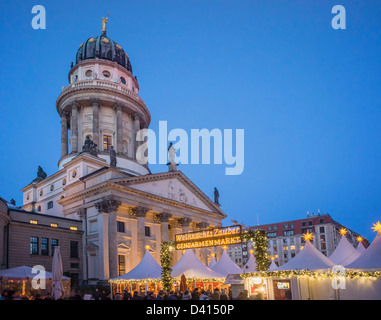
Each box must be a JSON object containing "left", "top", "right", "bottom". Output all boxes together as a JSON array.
[
  {"left": 346, "top": 232, "right": 381, "bottom": 270},
  {"left": 0, "top": 266, "right": 70, "bottom": 280},
  {"left": 111, "top": 250, "right": 162, "bottom": 281},
  {"left": 278, "top": 240, "right": 336, "bottom": 271},
  {"left": 171, "top": 249, "right": 225, "bottom": 279},
  {"left": 356, "top": 242, "right": 367, "bottom": 255},
  {"left": 242, "top": 252, "right": 257, "bottom": 273},
  {"left": 208, "top": 256, "right": 217, "bottom": 269},
  {"left": 268, "top": 259, "right": 278, "bottom": 271},
  {"left": 212, "top": 250, "right": 242, "bottom": 276},
  {"left": 328, "top": 235, "right": 361, "bottom": 266}
]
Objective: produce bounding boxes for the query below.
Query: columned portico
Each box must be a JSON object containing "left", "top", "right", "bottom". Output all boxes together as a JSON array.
[
  {"left": 115, "top": 103, "right": 123, "bottom": 155},
  {"left": 70, "top": 101, "right": 79, "bottom": 153},
  {"left": 158, "top": 212, "right": 172, "bottom": 242},
  {"left": 199, "top": 222, "right": 210, "bottom": 265},
  {"left": 91, "top": 98, "right": 100, "bottom": 150},
  {"left": 95, "top": 198, "right": 122, "bottom": 281},
  {"left": 60, "top": 111, "right": 69, "bottom": 157},
  {"left": 131, "top": 206, "right": 149, "bottom": 261}
]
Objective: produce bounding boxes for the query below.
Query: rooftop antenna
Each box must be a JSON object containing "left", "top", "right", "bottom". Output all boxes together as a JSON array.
[
  {"left": 307, "top": 210, "right": 309, "bottom": 217},
  {"left": 257, "top": 212, "right": 259, "bottom": 226}
]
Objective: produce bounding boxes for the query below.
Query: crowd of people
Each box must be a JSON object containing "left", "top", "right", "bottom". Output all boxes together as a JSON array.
[
  {"left": 113, "top": 287, "right": 232, "bottom": 300},
  {"left": 1, "top": 287, "right": 253, "bottom": 300}
]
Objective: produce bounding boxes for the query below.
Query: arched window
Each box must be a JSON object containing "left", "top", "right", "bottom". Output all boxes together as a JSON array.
[{"left": 47, "top": 201, "right": 53, "bottom": 209}]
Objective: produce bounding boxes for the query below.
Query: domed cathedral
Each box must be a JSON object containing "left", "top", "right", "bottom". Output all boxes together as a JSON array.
[
  {"left": 58, "top": 22, "right": 149, "bottom": 176},
  {"left": 20, "top": 19, "right": 227, "bottom": 285}
]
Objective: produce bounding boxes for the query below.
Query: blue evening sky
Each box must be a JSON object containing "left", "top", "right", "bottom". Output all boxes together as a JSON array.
[{"left": 0, "top": 0, "right": 380, "bottom": 241}]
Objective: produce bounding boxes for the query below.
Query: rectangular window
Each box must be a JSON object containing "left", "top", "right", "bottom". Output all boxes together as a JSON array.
[
  {"left": 118, "top": 255, "right": 126, "bottom": 276},
  {"left": 103, "top": 135, "right": 112, "bottom": 152},
  {"left": 47, "top": 201, "right": 53, "bottom": 209},
  {"left": 145, "top": 226, "right": 151, "bottom": 237},
  {"left": 284, "top": 230, "right": 294, "bottom": 236},
  {"left": 321, "top": 235, "right": 326, "bottom": 242},
  {"left": 320, "top": 226, "right": 325, "bottom": 233},
  {"left": 30, "top": 237, "right": 39, "bottom": 255},
  {"left": 51, "top": 239, "right": 59, "bottom": 256},
  {"left": 41, "top": 238, "right": 49, "bottom": 256},
  {"left": 267, "top": 232, "right": 276, "bottom": 238},
  {"left": 321, "top": 242, "right": 327, "bottom": 250},
  {"left": 283, "top": 246, "right": 288, "bottom": 251},
  {"left": 290, "top": 245, "right": 295, "bottom": 251},
  {"left": 70, "top": 241, "right": 79, "bottom": 258},
  {"left": 273, "top": 225, "right": 277, "bottom": 231},
  {"left": 117, "top": 221, "right": 125, "bottom": 233}
]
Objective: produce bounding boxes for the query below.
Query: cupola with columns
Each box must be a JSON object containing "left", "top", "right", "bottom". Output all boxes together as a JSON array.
[{"left": 56, "top": 19, "right": 150, "bottom": 176}]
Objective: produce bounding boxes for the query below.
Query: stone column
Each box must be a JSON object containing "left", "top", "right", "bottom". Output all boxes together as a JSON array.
[
  {"left": 158, "top": 212, "right": 172, "bottom": 243},
  {"left": 179, "top": 217, "right": 192, "bottom": 234},
  {"left": 60, "top": 111, "right": 69, "bottom": 157},
  {"left": 132, "top": 113, "right": 141, "bottom": 160},
  {"left": 132, "top": 206, "right": 148, "bottom": 261},
  {"left": 115, "top": 103, "right": 123, "bottom": 154},
  {"left": 199, "top": 222, "right": 209, "bottom": 265},
  {"left": 91, "top": 98, "right": 100, "bottom": 151},
  {"left": 77, "top": 208, "right": 87, "bottom": 282},
  {"left": 70, "top": 101, "right": 79, "bottom": 153},
  {"left": 95, "top": 198, "right": 122, "bottom": 280},
  {"left": 170, "top": 219, "right": 182, "bottom": 265}
]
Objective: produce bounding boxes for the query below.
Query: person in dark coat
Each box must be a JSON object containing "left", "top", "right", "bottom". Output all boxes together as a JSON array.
[
  {"left": 155, "top": 290, "right": 166, "bottom": 300},
  {"left": 131, "top": 291, "right": 142, "bottom": 300},
  {"left": 220, "top": 289, "right": 229, "bottom": 300},
  {"left": 191, "top": 288, "right": 200, "bottom": 300},
  {"left": 122, "top": 290, "right": 132, "bottom": 300}
]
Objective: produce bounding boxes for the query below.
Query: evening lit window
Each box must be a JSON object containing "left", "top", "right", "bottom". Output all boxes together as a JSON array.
[
  {"left": 70, "top": 226, "right": 78, "bottom": 231},
  {"left": 51, "top": 223, "right": 58, "bottom": 228},
  {"left": 41, "top": 238, "right": 49, "bottom": 256},
  {"left": 30, "top": 220, "right": 38, "bottom": 225},
  {"left": 51, "top": 239, "right": 59, "bottom": 256},
  {"left": 118, "top": 255, "right": 126, "bottom": 276},
  {"left": 30, "top": 237, "right": 39, "bottom": 255},
  {"left": 103, "top": 135, "right": 112, "bottom": 151}
]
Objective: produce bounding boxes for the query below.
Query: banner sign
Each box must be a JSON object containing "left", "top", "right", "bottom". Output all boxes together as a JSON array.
[{"left": 174, "top": 225, "right": 242, "bottom": 250}]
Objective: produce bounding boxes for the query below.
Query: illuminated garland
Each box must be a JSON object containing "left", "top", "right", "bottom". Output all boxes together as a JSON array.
[
  {"left": 239, "top": 270, "right": 381, "bottom": 280},
  {"left": 241, "top": 229, "right": 270, "bottom": 271},
  {"left": 160, "top": 241, "right": 175, "bottom": 292},
  {"left": 109, "top": 278, "right": 162, "bottom": 284}
]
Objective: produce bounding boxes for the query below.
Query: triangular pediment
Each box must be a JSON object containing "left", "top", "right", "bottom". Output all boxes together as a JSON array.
[{"left": 111, "top": 171, "right": 225, "bottom": 217}]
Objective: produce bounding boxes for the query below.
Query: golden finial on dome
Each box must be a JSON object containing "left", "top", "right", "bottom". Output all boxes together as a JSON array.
[{"left": 102, "top": 13, "right": 109, "bottom": 34}]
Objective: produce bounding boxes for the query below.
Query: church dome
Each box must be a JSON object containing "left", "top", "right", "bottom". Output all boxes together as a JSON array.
[{"left": 75, "top": 32, "right": 133, "bottom": 73}]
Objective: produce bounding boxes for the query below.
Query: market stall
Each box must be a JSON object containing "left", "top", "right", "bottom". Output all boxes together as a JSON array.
[{"left": 0, "top": 266, "right": 71, "bottom": 298}]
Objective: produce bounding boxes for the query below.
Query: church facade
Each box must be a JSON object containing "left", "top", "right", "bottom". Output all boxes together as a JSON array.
[{"left": 20, "top": 23, "right": 227, "bottom": 284}]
